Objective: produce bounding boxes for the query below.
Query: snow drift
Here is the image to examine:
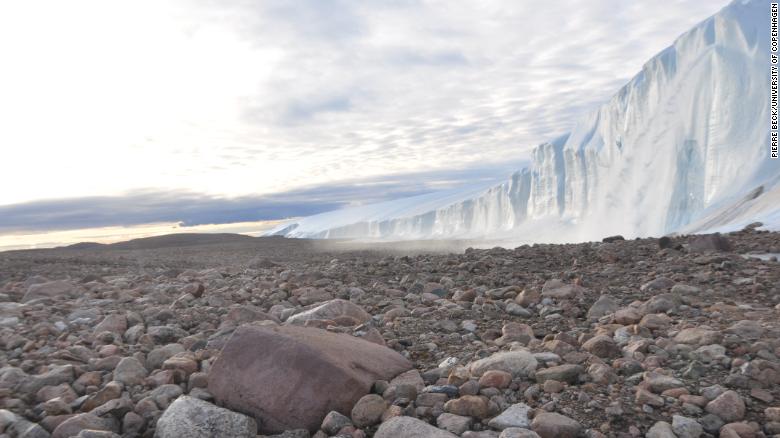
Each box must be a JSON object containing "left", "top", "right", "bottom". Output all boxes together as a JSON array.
[{"left": 269, "top": 0, "right": 778, "bottom": 242}]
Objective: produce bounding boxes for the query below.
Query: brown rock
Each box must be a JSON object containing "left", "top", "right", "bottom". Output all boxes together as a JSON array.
[
  {"left": 162, "top": 352, "right": 198, "bottom": 376},
  {"left": 705, "top": 390, "right": 745, "bottom": 422},
  {"left": 541, "top": 280, "right": 585, "bottom": 300},
  {"left": 219, "top": 305, "right": 280, "bottom": 329},
  {"left": 582, "top": 335, "right": 619, "bottom": 358},
  {"left": 766, "top": 407, "right": 780, "bottom": 422},
  {"left": 350, "top": 394, "right": 387, "bottom": 428},
  {"left": 22, "top": 280, "right": 78, "bottom": 302},
  {"left": 52, "top": 413, "right": 116, "bottom": 438},
  {"left": 530, "top": 412, "right": 582, "bottom": 438},
  {"left": 674, "top": 327, "right": 722, "bottom": 346},
  {"left": 515, "top": 289, "right": 541, "bottom": 307},
  {"left": 688, "top": 233, "right": 732, "bottom": 253},
  {"left": 478, "top": 370, "right": 512, "bottom": 389},
  {"left": 82, "top": 381, "right": 122, "bottom": 412},
  {"left": 636, "top": 388, "right": 665, "bottom": 407},
  {"left": 614, "top": 308, "right": 642, "bottom": 325},
  {"left": 93, "top": 314, "right": 127, "bottom": 335},
  {"left": 290, "top": 287, "right": 334, "bottom": 306},
  {"left": 443, "top": 395, "right": 490, "bottom": 419},
  {"left": 207, "top": 324, "right": 411, "bottom": 433}
]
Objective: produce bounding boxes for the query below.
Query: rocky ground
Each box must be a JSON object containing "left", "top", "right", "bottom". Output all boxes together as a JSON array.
[{"left": 0, "top": 229, "right": 779, "bottom": 438}]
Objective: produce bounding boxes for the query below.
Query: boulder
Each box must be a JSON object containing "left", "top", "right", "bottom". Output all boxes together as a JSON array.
[
  {"left": 154, "top": 395, "right": 257, "bottom": 438},
  {"left": 208, "top": 324, "right": 412, "bottom": 433}
]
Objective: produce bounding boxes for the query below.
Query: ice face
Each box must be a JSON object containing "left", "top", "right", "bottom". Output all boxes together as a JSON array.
[{"left": 269, "top": 0, "right": 780, "bottom": 242}]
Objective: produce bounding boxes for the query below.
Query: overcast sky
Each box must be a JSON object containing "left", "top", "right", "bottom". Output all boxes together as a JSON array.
[{"left": 0, "top": 0, "right": 729, "bottom": 231}]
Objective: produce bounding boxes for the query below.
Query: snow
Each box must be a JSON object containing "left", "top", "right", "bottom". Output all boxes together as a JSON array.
[{"left": 269, "top": 0, "right": 780, "bottom": 242}]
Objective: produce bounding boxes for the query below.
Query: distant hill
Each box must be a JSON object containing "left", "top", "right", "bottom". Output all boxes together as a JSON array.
[
  {"left": 63, "top": 242, "right": 106, "bottom": 250},
  {"left": 65, "top": 233, "right": 258, "bottom": 251}
]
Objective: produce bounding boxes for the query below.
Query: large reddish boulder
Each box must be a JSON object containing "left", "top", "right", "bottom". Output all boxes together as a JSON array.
[{"left": 208, "top": 324, "right": 412, "bottom": 434}]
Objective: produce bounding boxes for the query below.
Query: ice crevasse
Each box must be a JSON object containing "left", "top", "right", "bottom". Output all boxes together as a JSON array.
[{"left": 269, "top": 0, "right": 779, "bottom": 242}]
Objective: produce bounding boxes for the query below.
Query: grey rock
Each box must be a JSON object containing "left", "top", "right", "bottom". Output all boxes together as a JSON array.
[
  {"left": 375, "top": 416, "right": 457, "bottom": 438},
  {"left": 499, "top": 429, "right": 541, "bottom": 438},
  {"left": 487, "top": 403, "right": 532, "bottom": 430},
  {"left": 468, "top": 351, "right": 537, "bottom": 377},
  {"left": 22, "top": 280, "right": 77, "bottom": 302},
  {"left": 436, "top": 413, "right": 473, "bottom": 435},
  {"left": 113, "top": 357, "right": 147, "bottom": 386},
  {"left": 154, "top": 396, "right": 257, "bottom": 438},
  {"left": 587, "top": 295, "right": 619, "bottom": 320},
  {"left": 646, "top": 421, "right": 676, "bottom": 438},
  {"left": 671, "top": 415, "right": 703, "bottom": 438}
]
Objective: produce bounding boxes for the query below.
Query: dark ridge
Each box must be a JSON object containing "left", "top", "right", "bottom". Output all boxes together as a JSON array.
[
  {"left": 104, "top": 233, "right": 257, "bottom": 250},
  {"left": 62, "top": 242, "right": 106, "bottom": 250}
]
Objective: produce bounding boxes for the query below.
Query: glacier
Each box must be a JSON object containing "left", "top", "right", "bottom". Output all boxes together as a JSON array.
[{"left": 269, "top": 0, "right": 779, "bottom": 243}]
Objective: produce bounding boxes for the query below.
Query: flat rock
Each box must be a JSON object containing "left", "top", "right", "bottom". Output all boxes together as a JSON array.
[
  {"left": 499, "top": 429, "right": 541, "bottom": 438},
  {"left": 23, "top": 280, "right": 78, "bottom": 303},
  {"left": 674, "top": 328, "right": 722, "bottom": 346},
  {"left": 437, "top": 413, "right": 473, "bottom": 435},
  {"left": 688, "top": 233, "right": 732, "bottom": 253},
  {"left": 541, "top": 280, "right": 585, "bottom": 300},
  {"left": 535, "top": 364, "right": 583, "bottom": 384},
  {"left": 285, "top": 299, "right": 371, "bottom": 326},
  {"left": 208, "top": 324, "right": 411, "bottom": 433},
  {"left": 52, "top": 413, "right": 117, "bottom": 438},
  {"left": 375, "top": 416, "right": 458, "bottom": 438},
  {"left": 725, "top": 320, "right": 765, "bottom": 339},
  {"left": 530, "top": 412, "right": 581, "bottom": 438},
  {"left": 468, "top": 350, "right": 537, "bottom": 377},
  {"left": 219, "top": 305, "right": 280, "bottom": 329}
]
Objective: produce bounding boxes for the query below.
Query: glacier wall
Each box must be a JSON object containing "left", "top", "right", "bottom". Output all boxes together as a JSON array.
[{"left": 270, "top": 0, "right": 779, "bottom": 242}]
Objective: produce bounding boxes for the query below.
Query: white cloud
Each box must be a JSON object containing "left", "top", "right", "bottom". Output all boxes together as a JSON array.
[{"left": 0, "top": 0, "right": 729, "bottom": 206}]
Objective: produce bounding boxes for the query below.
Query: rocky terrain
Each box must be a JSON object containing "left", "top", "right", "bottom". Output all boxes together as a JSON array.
[{"left": 0, "top": 229, "right": 779, "bottom": 438}]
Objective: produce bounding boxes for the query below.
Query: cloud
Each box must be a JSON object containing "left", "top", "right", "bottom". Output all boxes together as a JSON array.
[
  {"left": 0, "top": 162, "right": 526, "bottom": 233},
  {"left": 0, "top": 0, "right": 730, "bottom": 214}
]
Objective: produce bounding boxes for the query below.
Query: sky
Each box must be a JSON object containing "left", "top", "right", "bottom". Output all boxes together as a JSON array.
[{"left": 0, "top": 0, "right": 729, "bottom": 236}]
